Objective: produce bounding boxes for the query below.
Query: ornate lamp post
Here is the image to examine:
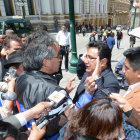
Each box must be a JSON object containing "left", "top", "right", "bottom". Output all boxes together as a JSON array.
[
  {"left": 68, "top": 0, "right": 78, "bottom": 73},
  {"left": 129, "top": 0, "right": 140, "bottom": 29}
]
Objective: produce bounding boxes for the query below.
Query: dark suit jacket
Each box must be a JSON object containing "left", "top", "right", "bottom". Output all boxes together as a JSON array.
[
  {"left": 3, "top": 115, "right": 21, "bottom": 129},
  {"left": 73, "top": 67, "right": 120, "bottom": 103}
]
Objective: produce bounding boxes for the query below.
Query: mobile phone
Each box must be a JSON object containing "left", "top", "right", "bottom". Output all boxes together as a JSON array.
[
  {"left": 101, "top": 89, "right": 111, "bottom": 96},
  {"left": 3, "top": 67, "right": 16, "bottom": 81}
]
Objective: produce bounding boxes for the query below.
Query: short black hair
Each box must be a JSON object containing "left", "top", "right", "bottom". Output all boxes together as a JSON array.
[
  {"left": 87, "top": 41, "right": 111, "bottom": 68},
  {"left": 20, "top": 33, "right": 28, "bottom": 39},
  {"left": 123, "top": 47, "right": 140, "bottom": 71},
  {"left": 0, "top": 120, "right": 18, "bottom": 140},
  {"left": 35, "top": 24, "right": 48, "bottom": 31}
]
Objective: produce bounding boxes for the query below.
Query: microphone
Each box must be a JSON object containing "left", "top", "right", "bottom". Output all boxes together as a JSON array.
[
  {"left": 48, "top": 90, "right": 73, "bottom": 106},
  {"left": 36, "top": 90, "right": 73, "bottom": 129},
  {"left": 1, "top": 91, "right": 17, "bottom": 101}
]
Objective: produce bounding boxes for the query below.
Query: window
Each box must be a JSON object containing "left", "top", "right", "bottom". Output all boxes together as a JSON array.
[
  {"left": 19, "top": 23, "right": 25, "bottom": 29},
  {"left": 14, "top": 23, "right": 19, "bottom": 30}
]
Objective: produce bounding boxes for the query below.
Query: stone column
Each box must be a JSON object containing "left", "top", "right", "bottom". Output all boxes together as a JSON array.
[
  {"left": 64, "top": 0, "right": 69, "bottom": 14},
  {"left": 0, "top": 0, "right": 6, "bottom": 16},
  {"left": 101, "top": 0, "right": 104, "bottom": 13},
  {"left": 50, "top": 0, "right": 54, "bottom": 14},
  {"left": 90, "top": 0, "right": 94, "bottom": 14},
  {"left": 93, "top": 0, "right": 96, "bottom": 13},
  {"left": 79, "top": 0, "right": 83, "bottom": 14},
  {"left": 74, "top": 0, "right": 80, "bottom": 14},
  {"left": 83, "top": 0, "right": 90, "bottom": 14},
  {"left": 54, "top": 0, "right": 63, "bottom": 14},
  {"left": 40, "top": 0, "right": 51, "bottom": 14},
  {"left": 96, "top": 0, "right": 99, "bottom": 14},
  {"left": 106, "top": 0, "right": 108, "bottom": 13}
]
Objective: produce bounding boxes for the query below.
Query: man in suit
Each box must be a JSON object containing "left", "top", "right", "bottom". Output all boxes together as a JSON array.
[
  {"left": 110, "top": 93, "right": 140, "bottom": 131},
  {"left": 105, "top": 47, "right": 140, "bottom": 131},
  {"left": 121, "top": 47, "right": 140, "bottom": 128},
  {"left": 73, "top": 41, "right": 120, "bottom": 108}
]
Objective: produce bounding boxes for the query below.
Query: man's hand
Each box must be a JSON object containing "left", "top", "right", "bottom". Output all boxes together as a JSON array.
[
  {"left": 65, "top": 76, "right": 76, "bottom": 94},
  {"left": 64, "top": 104, "right": 76, "bottom": 120},
  {"left": 23, "top": 102, "right": 52, "bottom": 121},
  {"left": 92, "top": 56, "right": 101, "bottom": 78},
  {"left": 7, "top": 78, "right": 16, "bottom": 92},
  {"left": 80, "top": 53, "right": 87, "bottom": 63},
  {"left": 31, "top": 102, "right": 52, "bottom": 119},
  {"left": 110, "top": 93, "right": 132, "bottom": 112},
  {"left": 28, "top": 122, "right": 46, "bottom": 140},
  {"left": 85, "top": 76, "right": 98, "bottom": 95}
]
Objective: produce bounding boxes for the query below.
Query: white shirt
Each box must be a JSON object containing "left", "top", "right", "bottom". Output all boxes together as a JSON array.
[
  {"left": 123, "top": 82, "right": 140, "bottom": 97},
  {"left": 56, "top": 30, "right": 71, "bottom": 48},
  {"left": 15, "top": 113, "right": 27, "bottom": 126}
]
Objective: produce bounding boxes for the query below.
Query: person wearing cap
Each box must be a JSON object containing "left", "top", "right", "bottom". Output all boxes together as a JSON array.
[
  {"left": 0, "top": 50, "right": 24, "bottom": 93},
  {"left": 4, "top": 50, "right": 24, "bottom": 76},
  {"left": 0, "top": 35, "right": 22, "bottom": 81}
]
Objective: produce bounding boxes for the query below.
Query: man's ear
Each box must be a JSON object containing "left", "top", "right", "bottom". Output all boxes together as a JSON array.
[
  {"left": 136, "top": 69, "right": 140, "bottom": 79},
  {"left": 100, "top": 58, "right": 107, "bottom": 67},
  {"left": 42, "top": 59, "right": 48, "bottom": 67}
]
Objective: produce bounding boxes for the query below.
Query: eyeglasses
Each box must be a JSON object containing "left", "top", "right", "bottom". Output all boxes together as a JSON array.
[
  {"left": 84, "top": 55, "right": 97, "bottom": 61},
  {"left": 53, "top": 55, "right": 62, "bottom": 59}
]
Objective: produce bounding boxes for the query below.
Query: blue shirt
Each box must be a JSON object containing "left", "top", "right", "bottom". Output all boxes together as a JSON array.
[
  {"left": 76, "top": 92, "right": 92, "bottom": 109},
  {"left": 123, "top": 114, "right": 140, "bottom": 139},
  {"left": 106, "top": 37, "right": 115, "bottom": 51}
]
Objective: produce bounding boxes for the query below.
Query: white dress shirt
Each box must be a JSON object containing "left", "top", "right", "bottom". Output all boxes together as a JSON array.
[
  {"left": 15, "top": 113, "right": 27, "bottom": 126},
  {"left": 56, "top": 30, "right": 71, "bottom": 48},
  {"left": 123, "top": 82, "right": 140, "bottom": 97}
]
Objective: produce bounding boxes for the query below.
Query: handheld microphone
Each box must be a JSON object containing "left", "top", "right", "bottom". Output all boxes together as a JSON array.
[
  {"left": 36, "top": 90, "right": 73, "bottom": 129},
  {"left": 1, "top": 91, "right": 17, "bottom": 101},
  {"left": 48, "top": 90, "right": 73, "bottom": 106}
]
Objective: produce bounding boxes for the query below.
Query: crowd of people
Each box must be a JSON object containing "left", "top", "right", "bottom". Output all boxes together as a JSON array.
[{"left": 0, "top": 23, "right": 139, "bottom": 140}]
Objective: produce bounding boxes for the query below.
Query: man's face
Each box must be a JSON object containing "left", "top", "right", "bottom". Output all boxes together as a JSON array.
[
  {"left": 47, "top": 49, "right": 61, "bottom": 74},
  {"left": 21, "top": 37, "right": 27, "bottom": 44},
  {"left": 11, "top": 64, "right": 24, "bottom": 76},
  {"left": 84, "top": 48, "right": 98, "bottom": 75},
  {"left": 122, "top": 58, "right": 139, "bottom": 85},
  {"left": 61, "top": 26, "right": 66, "bottom": 32},
  {"left": 0, "top": 35, "right": 5, "bottom": 44},
  {"left": 5, "top": 40, "right": 22, "bottom": 56},
  {"left": 92, "top": 31, "right": 96, "bottom": 36}
]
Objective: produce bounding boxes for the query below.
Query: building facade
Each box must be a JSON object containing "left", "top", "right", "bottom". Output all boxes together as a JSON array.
[
  {"left": 0, "top": 0, "right": 131, "bottom": 30},
  {"left": 108, "top": 0, "right": 130, "bottom": 28}
]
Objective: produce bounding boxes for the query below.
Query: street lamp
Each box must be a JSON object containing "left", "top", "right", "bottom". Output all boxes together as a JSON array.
[
  {"left": 68, "top": 0, "right": 78, "bottom": 73},
  {"left": 132, "top": 6, "right": 139, "bottom": 29},
  {"left": 129, "top": 0, "right": 140, "bottom": 29}
]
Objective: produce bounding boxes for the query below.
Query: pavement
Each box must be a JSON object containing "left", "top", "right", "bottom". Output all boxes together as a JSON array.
[{"left": 51, "top": 30, "right": 140, "bottom": 99}]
